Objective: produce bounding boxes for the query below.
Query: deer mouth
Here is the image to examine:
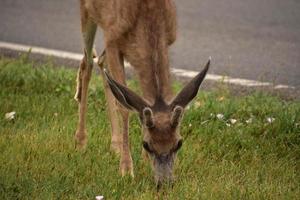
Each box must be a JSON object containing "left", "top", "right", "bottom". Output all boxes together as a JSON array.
[{"left": 152, "top": 153, "right": 176, "bottom": 189}]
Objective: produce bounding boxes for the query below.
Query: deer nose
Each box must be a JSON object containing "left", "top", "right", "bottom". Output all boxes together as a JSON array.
[{"left": 157, "top": 153, "right": 171, "bottom": 164}]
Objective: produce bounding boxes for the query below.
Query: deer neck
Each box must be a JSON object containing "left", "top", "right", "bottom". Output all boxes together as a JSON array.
[{"left": 136, "top": 47, "right": 173, "bottom": 105}]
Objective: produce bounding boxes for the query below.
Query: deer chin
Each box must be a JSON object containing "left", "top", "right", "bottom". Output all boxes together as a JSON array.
[{"left": 150, "top": 152, "right": 176, "bottom": 189}]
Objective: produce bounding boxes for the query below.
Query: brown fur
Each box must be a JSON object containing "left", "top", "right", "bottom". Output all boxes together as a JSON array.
[
  {"left": 74, "top": 0, "right": 209, "bottom": 186},
  {"left": 83, "top": 0, "right": 176, "bottom": 101},
  {"left": 75, "top": 0, "right": 176, "bottom": 174}
]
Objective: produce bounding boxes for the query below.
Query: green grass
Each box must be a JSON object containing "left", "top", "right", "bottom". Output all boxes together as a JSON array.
[{"left": 0, "top": 55, "right": 299, "bottom": 199}]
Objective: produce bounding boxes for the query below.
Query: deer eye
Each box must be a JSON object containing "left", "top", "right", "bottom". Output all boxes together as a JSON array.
[
  {"left": 173, "top": 139, "right": 183, "bottom": 152},
  {"left": 143, "top": 141, "right": 154, "bottom": 154}
]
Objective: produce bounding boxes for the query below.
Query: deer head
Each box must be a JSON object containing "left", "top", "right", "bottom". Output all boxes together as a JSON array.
[{"left": 104, "top": 59, "right": 210, "bottom": 187}]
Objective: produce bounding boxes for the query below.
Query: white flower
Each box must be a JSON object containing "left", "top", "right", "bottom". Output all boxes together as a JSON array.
[
  {"left": 218, "top": 96, "right": 225, "bottom": 101},
  {"left": 5, "top": 111, "right": 16, "bottom": 121},
  {"left": 216, "top": 114, "right": 224, "bottom": 120},
  {"left": 230, "top": 119, "right": 237, "bottom": 124},
  {"left": 96, "top": 196, "right": 104, "bottom": 200},
  {"left": 267, "top": 117, "right": 275, "bottom": 123},
  {"left": 188, "top": 123, "right": 192, "bottom": 127},
  {"left": 246, "top": 118, "right": 252, "bottom": 124},
  {"left": 226, "top": 123, "right": 231, "bottom": 127}
]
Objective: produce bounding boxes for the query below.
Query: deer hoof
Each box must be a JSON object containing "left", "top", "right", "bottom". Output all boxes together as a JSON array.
[
  {"left": 74, "top": 131, "right": 87, "bottom": 149},
  {"left": 120, "top": 159, "right": 134, "bottom": 178}
]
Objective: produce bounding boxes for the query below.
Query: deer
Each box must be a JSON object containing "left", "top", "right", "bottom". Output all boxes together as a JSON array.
[{"left": 74, "top": 0, "right": 210, "bottom": 188}]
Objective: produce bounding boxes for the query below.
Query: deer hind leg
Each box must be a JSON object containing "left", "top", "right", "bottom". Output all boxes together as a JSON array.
[
  {"left": 74, "top": 12, "right": 97, "bottom": 149},
  {"left": 74, "top": 47, "right": 97, "bottom": 102},
  {"left": 98, "top": 45, "right": 133, "bottom": 177}
]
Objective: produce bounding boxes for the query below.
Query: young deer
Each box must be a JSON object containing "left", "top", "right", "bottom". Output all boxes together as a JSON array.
[{"left": 74, "top": 0, "right": 210, "bottom": 187}]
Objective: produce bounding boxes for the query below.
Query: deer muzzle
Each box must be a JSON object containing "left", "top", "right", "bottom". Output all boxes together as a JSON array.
[{"left": 152, "top": 153, "right": 176, "bottom": 188}]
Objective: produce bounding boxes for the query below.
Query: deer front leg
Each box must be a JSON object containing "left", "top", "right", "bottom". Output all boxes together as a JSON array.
[
  {"left": 119, "top": 107, "right": 133, "bottom": 177},
  {"left": 104, "top": 45, "right": 134, "bottom": 177},
  {"left": 98, "top": 52, "right": 122, "bottom": 154}
]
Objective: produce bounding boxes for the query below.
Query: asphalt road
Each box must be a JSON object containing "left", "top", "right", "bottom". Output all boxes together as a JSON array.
[{"left": 0, "top": 0, "right": 299, "bottom": 87}]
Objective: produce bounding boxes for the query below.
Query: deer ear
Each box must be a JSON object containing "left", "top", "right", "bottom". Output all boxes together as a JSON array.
[
  {"left": 104, "top": 70, "right": 149, "bottom": 112},
  {"left": 170, "top": 58, "right": 210, "bottom": 108},
  {"left": 171, "top": 106, "right": 183, "bottom": 127},
  {"left": 143, "top": 107, "right": 154, "bottom": 128}
]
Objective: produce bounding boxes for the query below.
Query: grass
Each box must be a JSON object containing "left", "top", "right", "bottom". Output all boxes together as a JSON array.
[{"left": 0, "top": 55, "right": 299, "bottom": 199}]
